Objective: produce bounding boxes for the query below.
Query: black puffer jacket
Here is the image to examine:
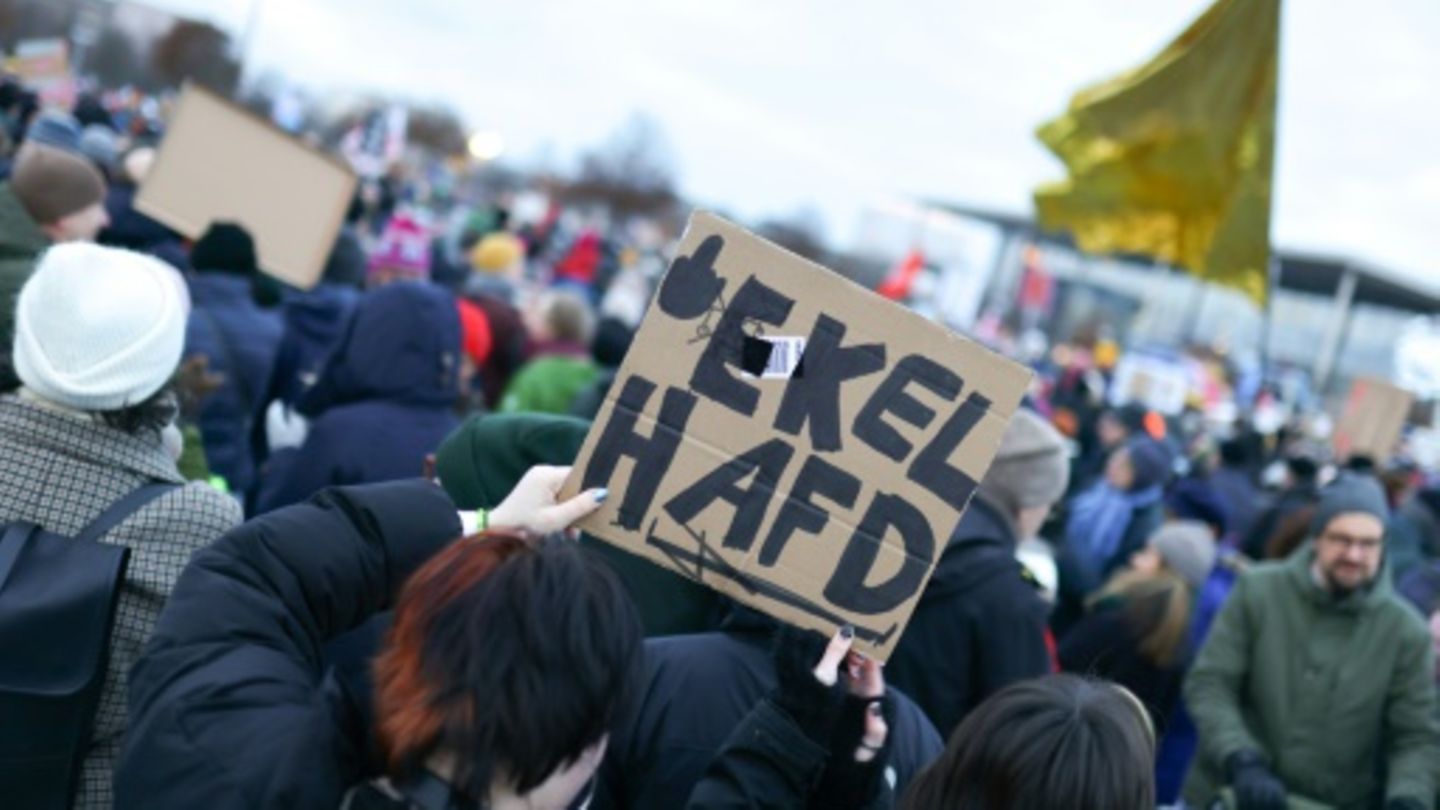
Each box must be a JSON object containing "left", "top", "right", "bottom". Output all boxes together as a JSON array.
[
  {"left": 594, "top": 611, "right": 943, "bottom": 810},
  {"left": 115, "top": 480, "right": 462, "bottom": 809},
  {"left": 884, "top": 494, "right": 1054, "bottom": 738}
]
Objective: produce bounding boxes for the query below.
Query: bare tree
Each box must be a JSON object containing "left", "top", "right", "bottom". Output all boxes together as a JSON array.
[
  {"left": 152, "top": 20, "right": 240, "bottom": 95},
  {"left": 561, "top": 113, "right": 681, "bottom": 221},
  {"left": 406, "top": 104, "right": 467, "bottom": 156},
  {"left": 87, "top": 28, "right": 145, "bottom": 90}
]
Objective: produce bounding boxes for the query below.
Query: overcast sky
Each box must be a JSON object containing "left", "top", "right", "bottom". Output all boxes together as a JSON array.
[{"left": 144, "top": 0, "right": 1439, "bottom": 285}]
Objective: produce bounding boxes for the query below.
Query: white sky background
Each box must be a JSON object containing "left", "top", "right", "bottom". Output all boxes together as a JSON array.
[{"left": 145, "top": 0, "right": 1439, "bottom": 284}]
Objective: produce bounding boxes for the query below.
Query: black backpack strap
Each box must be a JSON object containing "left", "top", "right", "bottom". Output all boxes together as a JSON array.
[
  {"left": 75, "top": 483, "right": 183, "bottom": 545},
  {"left": 0, "top": 523, "right": 37, "bottom": 592}
]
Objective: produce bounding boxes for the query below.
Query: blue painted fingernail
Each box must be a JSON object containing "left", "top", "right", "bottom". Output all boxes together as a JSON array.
[
  {"left": 594, "top": 488, "right": 609, "bottom": 503},
  {"left": 840, "top": 624, "right": 854, "bottom": 640}
]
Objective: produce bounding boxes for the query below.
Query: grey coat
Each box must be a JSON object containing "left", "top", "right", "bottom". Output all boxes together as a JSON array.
[{"left": 0, "top": 396, "right": 242, "bottom": 808}]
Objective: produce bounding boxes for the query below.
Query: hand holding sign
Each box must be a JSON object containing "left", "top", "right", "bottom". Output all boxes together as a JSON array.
[{"left": 488, "top": 465, "right": 608, "bottom": 538}]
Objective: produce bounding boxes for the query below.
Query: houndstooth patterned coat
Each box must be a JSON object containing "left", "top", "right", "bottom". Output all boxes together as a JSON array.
[{"left": 0, "top": 396, "right": 242, "bottom": 809}]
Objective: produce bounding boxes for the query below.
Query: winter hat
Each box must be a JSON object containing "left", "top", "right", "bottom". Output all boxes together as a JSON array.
[
  {"left": 191, "top": 222, "right": 259, "bottom": 276},
  {"left": 9, "top": 142, "right": 107, "bottom": 226},
  {"left": 1165, "top": 477, "right": 1230, "bottom": 538},
  {"left": 24, "top": 109, "right": 82, "bottom": 153},
  {"left": 367, "top": 215, "right": 431, "bottom": 281},
  {"left": 1150, "top": 520, "right": 1217, "bottom": 590},
  {"left": 470, "top": 232, "right": 524, "bottom": 274},
  {"left": 78, "top": 124, "right": 119, "bottom": 173},
  {"left": 981, "top": 408, "right": 1070, "bottom": 517},
  {"left": 14, "top": 243, "right": 187, "bottom": 411},
  {"left": 435, "top": 412, "right": 590, "bottom": 509},
  {"left": 1124, "top": 437, "right": 1172, "bottom": 492},
  {"left": 1309, "top": 474, "right": 1389, "bottom": 538}
]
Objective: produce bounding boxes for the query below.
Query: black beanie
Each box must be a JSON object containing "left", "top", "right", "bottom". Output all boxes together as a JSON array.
[{"left": 191, "top": 222, "right": 258, "bottom": 276}]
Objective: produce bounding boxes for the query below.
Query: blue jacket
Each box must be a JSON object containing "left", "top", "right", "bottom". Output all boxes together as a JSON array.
[
  {"left": 253, "top": 284, "right": 461, "bottom": 513},
  {"left": 185, "top": 273, "right": 283, "bottom": 496},
  {"left": 264, "top": 283, "right": 362, "bottom": 410}
]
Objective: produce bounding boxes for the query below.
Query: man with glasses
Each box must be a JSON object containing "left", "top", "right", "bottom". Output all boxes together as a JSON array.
[{"left": 1183, "top": 475, "right": 1438, "bottom": 810}]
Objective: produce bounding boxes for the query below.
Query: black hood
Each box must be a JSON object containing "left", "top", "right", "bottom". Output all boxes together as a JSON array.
[{"left": 919, "top": 495, "right": 1023, "bottom": 603}]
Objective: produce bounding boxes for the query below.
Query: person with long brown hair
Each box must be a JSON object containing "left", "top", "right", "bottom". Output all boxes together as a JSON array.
[{"left": 1059, "top": 520, "right": 1217, "bottom": 728}]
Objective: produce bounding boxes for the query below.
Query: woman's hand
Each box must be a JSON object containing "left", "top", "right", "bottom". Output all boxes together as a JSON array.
[{"left": 487, "top": 465, "right": 607, "bottom": 538}]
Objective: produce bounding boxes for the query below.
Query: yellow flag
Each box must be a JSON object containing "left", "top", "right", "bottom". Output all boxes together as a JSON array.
[{"left": 1034, "top": 0, "right": 1279, "bottom": 304}]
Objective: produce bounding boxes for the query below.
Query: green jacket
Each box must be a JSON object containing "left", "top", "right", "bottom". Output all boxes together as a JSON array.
[
  {"left": 1183, "top": 546, "right": 1438, "bottom": 809},
  {"left": 0, "top": 183, "right": 49, "bottom": 357},
  {"left": 499, "top": 355, "right": 599, "bottom": 415}
]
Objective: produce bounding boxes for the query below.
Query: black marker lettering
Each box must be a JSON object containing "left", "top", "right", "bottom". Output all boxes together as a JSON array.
[
  {"left": 582, "top": 376, "right": 698, "bottom": 530},
  {"left": 664, "top": 438, "right": 796, "bottom": 552},
  {"left": 824, "top": 491, "right": 936, "bottom": 615},
  {"left": 852, "top": 355, "right": 961, "bottom": 461},
  {"left": 758, "top": 454, "right": 861, "bottom": 567},
  {"left": 774, "top": 315, "right": 885, "bottom": 452},
  {"left": 910, "top": 390, "right": 991, "bottom": 511}
]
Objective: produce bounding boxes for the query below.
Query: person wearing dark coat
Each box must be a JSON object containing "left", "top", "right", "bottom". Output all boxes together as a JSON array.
[
  {"left": 96, "top": 148, "right": 188, "bottom": 270},
  {"left": 592, "top": 607, "right": 943, "bottom": 810},
  {"left": 116, "top": 471, "right": 613, "bottom": 810},
  {"left": 184, "top": 223, "right": 283, "bottom": 497},
  {"left": 1210, "top": 438, "right": 1266, "bottom": 542},
  {"left": 683, "top": 626, "right": 895, "bottom": 810},
  {"left": 1242, "top": 454, "right": 1320, "bottom": 560},
  {"left": 252, "top": 283, "right": 461, "bottom": 513},
  {"left": 886, "top": 408, "right": 1066, "bottom": 737},
  {"left": 117, "top": 481, "right": 460, "bottom": 809},
  {"left": 249, "top": 228, "right": 365, "bottom": 472}
]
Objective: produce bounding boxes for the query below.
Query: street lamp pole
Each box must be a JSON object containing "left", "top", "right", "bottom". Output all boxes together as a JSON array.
[{"left": 237, "top": 0, "right": 267, "bottom": 87}]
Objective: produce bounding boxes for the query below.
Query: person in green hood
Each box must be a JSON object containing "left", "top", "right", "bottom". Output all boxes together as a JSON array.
[
  {"left": 1183, "top": 474, "right": 1438, "bottom": 810},
  {"left": 434, "top": 412, "right": 719, "bottom": 636}
]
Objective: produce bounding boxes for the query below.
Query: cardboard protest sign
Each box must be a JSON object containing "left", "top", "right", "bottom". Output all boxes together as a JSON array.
[
  {"left": 563, "top": 213, "right": 1031, "bottom": 659},
  {"left": 135, "top": 84, "right": 357, "bottom": 290},
  {"left": 1334, "top": 377, "right": 1413, "bottom": 463},
  {"left": 6, "top": 39, "right": 76, "bottom": 108}
]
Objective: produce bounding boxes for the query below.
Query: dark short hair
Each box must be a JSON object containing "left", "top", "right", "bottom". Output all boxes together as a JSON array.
[
  {"left": 1218, "top": 437, "right": 1249, "bottom": 467},
  {"left": 96, "top": 386, "right": 178, "bottom": 435},
  {"left": 901, "top": 675, "right": 1155, "bottom": 810},
  {"left": 375, "top": 534, "right": 643, "bottom": 799}
]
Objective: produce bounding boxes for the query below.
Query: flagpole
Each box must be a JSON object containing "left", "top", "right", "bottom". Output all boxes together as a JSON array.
[{"left": 1257, "top": 255, "right": 1278, "bottom": 409}]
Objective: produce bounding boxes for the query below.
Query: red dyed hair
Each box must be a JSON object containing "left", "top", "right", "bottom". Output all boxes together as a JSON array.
[{"left": 373, "top": 533, "right": 527, "bottom": 771}]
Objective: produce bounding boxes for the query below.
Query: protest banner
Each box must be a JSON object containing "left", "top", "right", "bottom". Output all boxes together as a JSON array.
[
  {"left": 563, "top": 212, "right": 1031, "bottom": 659},
  {"left": 6, "top": 39, "right": 77, "bottom": 108},
  {"left": 135, "top": 84, "right": 357, "bottom": 290},
  {"left": 1110, "top": 352, "right": 1192, "bottom": 416},
  {"left": 1333, "top": 377, "right": 1413, "bottom": 463}
]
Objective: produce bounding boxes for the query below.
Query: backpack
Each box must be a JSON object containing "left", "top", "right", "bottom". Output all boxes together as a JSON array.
[{"left": 0, "top": 482, "right": 180, "bottom": 810}]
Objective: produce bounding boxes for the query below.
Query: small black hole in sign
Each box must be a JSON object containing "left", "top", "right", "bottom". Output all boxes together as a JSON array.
[{"left": 740, "top": 336, "right": 775, "bottom": 376}]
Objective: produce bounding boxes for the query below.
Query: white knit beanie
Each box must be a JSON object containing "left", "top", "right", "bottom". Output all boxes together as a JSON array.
[{"left": 14, "top": 243, "right": 188, "bottom": 411}]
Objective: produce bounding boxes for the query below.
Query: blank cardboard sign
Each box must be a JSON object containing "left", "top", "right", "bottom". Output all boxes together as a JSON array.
[
  {"left": 136, "top": 84, "right": 357, "bottom": 290},
  {"left": 1334, "top": 377, "right": 1413, "bottom": 463},
  {"left": 562, "top": 212, "right": 1031, "bottom": 659}
]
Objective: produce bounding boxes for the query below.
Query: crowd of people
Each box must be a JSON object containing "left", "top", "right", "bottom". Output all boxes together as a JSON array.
[{"left": 0, "top": 81, "right": 1438, "bottom": 810}]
